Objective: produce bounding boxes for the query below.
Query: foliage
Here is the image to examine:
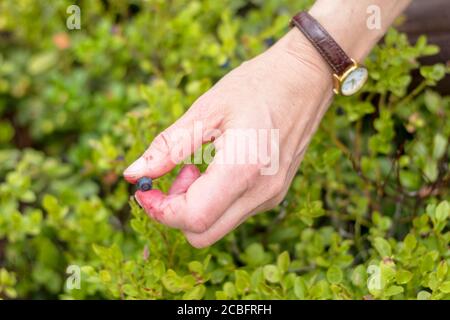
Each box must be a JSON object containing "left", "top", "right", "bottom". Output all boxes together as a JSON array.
[{"left": 0, "top": 0, "right": 449, "bottom": 300}]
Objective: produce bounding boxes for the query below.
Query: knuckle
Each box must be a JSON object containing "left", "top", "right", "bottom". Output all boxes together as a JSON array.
[
  {"left": 163, "top": 201, "right": 177, "bottom": 218},
  {"left": 191, "top": 95, "right": 224, "bottom": 128},
  {"left": 149, "top": 131, "right": 171, "bottom": 154},
  {"left": 240, "top": 165, "right": 261, "bottom": 190},
  {"left": 269, "top": 179, "right": 285, "bottom": 197},
  {"left": 185, "top": 214, "right": 210, "bottom": 234}
]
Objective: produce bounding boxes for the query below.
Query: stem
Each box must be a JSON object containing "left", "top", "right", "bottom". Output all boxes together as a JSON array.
[
  {"left": 320, "top": 123, "right": 351, "bottom": 158},
  {"left": 354, "top": 119, "right": 362, "bottom": 160},
  {"left": 395, "top": 80, "right": 428, "bottom": 107}
]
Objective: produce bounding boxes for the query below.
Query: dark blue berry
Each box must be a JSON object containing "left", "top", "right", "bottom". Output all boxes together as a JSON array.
[
  {"left": 137, "top": 177, "right": 153, "bottom": 191},
  {"left": 220, "top": 59, "right": 230, "bottom": 69},
  {"left": 264, "top": 37, "right": 275, "bottom": 47}
]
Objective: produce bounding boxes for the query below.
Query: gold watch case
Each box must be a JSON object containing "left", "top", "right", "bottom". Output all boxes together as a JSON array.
[{"left": 332, "top": 59, "right": 368, "bottom": 96}]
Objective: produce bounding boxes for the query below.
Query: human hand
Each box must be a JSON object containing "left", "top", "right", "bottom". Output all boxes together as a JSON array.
[{"left": 123, "top": 29, "right": 335, "bottom": 248}]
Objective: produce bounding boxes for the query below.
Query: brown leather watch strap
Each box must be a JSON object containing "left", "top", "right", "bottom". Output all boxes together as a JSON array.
[{"left": 290, "top": 12, "right": 354, "bottom": 75}]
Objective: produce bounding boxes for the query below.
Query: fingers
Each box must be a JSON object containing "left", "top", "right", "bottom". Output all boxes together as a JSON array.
[
  {"left": 182, "top": 188, "right": 278, "bottom": 248},
  {"left": 135, "top": 189, "right": 166, "bottom": 221},
  {"left": 123, "top": 102, "right": 222, "bottom": 183},
  {"left": 183, "top": 200, "right": 255, "bottom": 248},
  {"left": 168, "top": 164, "right": 201, "bottom": 195},
  {"left": 182, "top": 148, "right": 306, "bottom": 248},
  {"left": 134, "top": 164, "right": 200, "bottom": 221},
  {"left": 134, "top": 155, "right": 252, "bottom": 233}
]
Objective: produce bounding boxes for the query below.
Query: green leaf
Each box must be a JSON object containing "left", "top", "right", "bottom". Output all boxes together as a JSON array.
[
  {"left": 403, "top": 233, "right": 417, "bottom": 252},
  {"left": 420, "top": 252, "right": 437, "bottom": 273},
  {"left": 440, "top": 281, "right": 450, "bottom": 293},
  {"left": 435, "top": 201, "right": 449, "bottom": 222},
  {"left": 263, "top": 265, "right": 281, "bottom": 283},
  {"left": 423, "top": 45, "right": 440, "bottom": 56},
  {"left": 276, "top": 251, "right": 290, "bottom": 274},
  {"left": 99, "top": 270, "right": 111, "bottom": 283},
  {"left": 432, "top": 134, "right": 447, "bottom": 159},
  {"left": 20, "top": 190, "right": 36, "bottom": 203},
  {"left": 241, "top": 243, "right": 269, "bottom": 267},
  {"left": 427, "top": 273, "right": 440, "bottom": 291},
  {"left": 215, "top": 291, "right": 227, "bottom": 300},
  {"left": 384, "top": 285, "right": 404, "bottom": 297},
  {"left": 188, "top": 261, "right": 203, "bottom": 275},
  {"left": 151, "top": 260, "right": 165, "bottom": 280},
  {"left": 424, "top": 90, "right": 442, "bottom": 114},
  {"left": 380, "top": 261, "right": 397, "bottom": 287},
  {"left": 161, "top": 269, "right": 184, "bottom": 293},
  {"left": 309, "top": 280, "right": 330, "bottom": 299},
  {"left": 373, "top": 237, "right": 392, "bottom": 257},
  {"left": 298, "top": 200, "right": 325, "bottom": 219},
  {"left": 323, "top": 148, "right": 342, "bottom": 166},
  {"left": 417, "top": 291, "right": 431, "bottom": 300},
  {"left": 399, "top": 170, "right": 421, "bottom": 190},
  {"left": 183, "top": 285, "right": 206, "bottom": 300},
  {"left": 223, "top": 282, "right": 236, "bottom": 299},
  {"left": 424, "top": 160, "right": 438, "bottom": 182},
  {"left": 437, "top": 261, "right": 448, "bottom": 280},
  {"left": 351, "top": 265, "right": 367, "bottom": 287},
  {"left": 294, "top": 277, "right": 307, "bottom": 299},
  {"left": 122, "top": 284, "right": 138, "bottom": 297},
  {"left": 234, "top": 270, "right": 250, "bottom": 294},
  {"left": 0, "top": 121, "right": 14, "bottom": 143},
  {"left": 327, "top": 266, "right": 343, "bottom": 284},
  {"left": 420, "top": 64, "right": 447, "bottom": 84},
  {"left": 396, "top": 270, "right": 413, "bottom": 284},
  {"left": 344, "top": 101, "right": 375, "bottom": 122},
  {"left": 28, "top": 52, "right": 57, "bottom": 75},
  {"left": 80, "top": 266, "right": 95, "bottom": 276}
]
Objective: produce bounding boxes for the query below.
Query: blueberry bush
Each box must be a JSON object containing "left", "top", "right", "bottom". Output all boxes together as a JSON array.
[{"left": 0, "top": 0, "right": 449, "bottom": 300}]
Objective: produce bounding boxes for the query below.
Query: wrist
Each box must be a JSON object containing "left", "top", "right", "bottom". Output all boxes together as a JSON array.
[
  {"left": 309, "top": 0, "right": 411, "bottom": 61},
  {"left": 271, "top": 0, "right": 411, "bottom": 99},
  {"left": 273, "top": 28, "right": 334, "bottom": 96}
]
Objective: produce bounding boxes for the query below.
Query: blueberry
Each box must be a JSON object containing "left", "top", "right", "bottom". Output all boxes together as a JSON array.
[
  {"left": 137, "top": 177, "right": 153, "bottom": 192},
  {"left": 264, "top": 37, "right": 275, "bottom": 47},
  {"left": 220, "top": 59, "right": 230, "bottom": 69}
]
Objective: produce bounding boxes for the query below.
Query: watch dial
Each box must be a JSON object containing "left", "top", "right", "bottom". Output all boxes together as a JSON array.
[{"left": 341, "top": 67, "right": 368, "bottom": 96}]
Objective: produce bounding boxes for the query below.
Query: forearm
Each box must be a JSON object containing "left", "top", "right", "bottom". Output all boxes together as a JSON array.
[{"left": 309, "top": 0, "right": 412, "bottom": 61}]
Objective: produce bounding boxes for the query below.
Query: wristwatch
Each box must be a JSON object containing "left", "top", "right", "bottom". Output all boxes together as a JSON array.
[{"left": 290, "top": 12, "right": 368, "bottom": 96}]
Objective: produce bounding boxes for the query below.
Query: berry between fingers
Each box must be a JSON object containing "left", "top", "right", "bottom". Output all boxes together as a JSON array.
[{"left": 137, "top": 177, "right": 153, "bottom": 192}]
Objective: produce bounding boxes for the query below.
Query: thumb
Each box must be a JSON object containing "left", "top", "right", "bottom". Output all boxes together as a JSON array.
[{"left": 123, "top": 102, "right": 220, "bottom": 183}]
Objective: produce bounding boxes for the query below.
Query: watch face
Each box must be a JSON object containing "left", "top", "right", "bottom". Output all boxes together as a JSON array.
[{"left": 341, "top": 67, "right": 368, "bottom": 96}]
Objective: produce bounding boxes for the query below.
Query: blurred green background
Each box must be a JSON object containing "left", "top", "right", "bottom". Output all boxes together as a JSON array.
[{"left": 0, "top": 0, "right": 449, "bottom": 300}]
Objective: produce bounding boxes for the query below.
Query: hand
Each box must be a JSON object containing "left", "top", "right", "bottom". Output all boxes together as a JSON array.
[{"left": 123, "top": 29, "right": 334, "bottom": 248}]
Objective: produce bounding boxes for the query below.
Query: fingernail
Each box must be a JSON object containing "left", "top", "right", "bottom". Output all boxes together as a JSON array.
[
  {"left": 134, "top": 195, "right": 144, "bottom": 208},
  {"left": 135, "top": 194, "right": 156, "bottom": 218},
  {"left": 124, "top": 157, "right": 147, "bottom": 177}
]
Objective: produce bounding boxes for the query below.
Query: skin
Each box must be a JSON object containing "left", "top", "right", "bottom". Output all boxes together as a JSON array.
[{"left": 124, "top": 0, "right": 411, "bottom": 248}]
